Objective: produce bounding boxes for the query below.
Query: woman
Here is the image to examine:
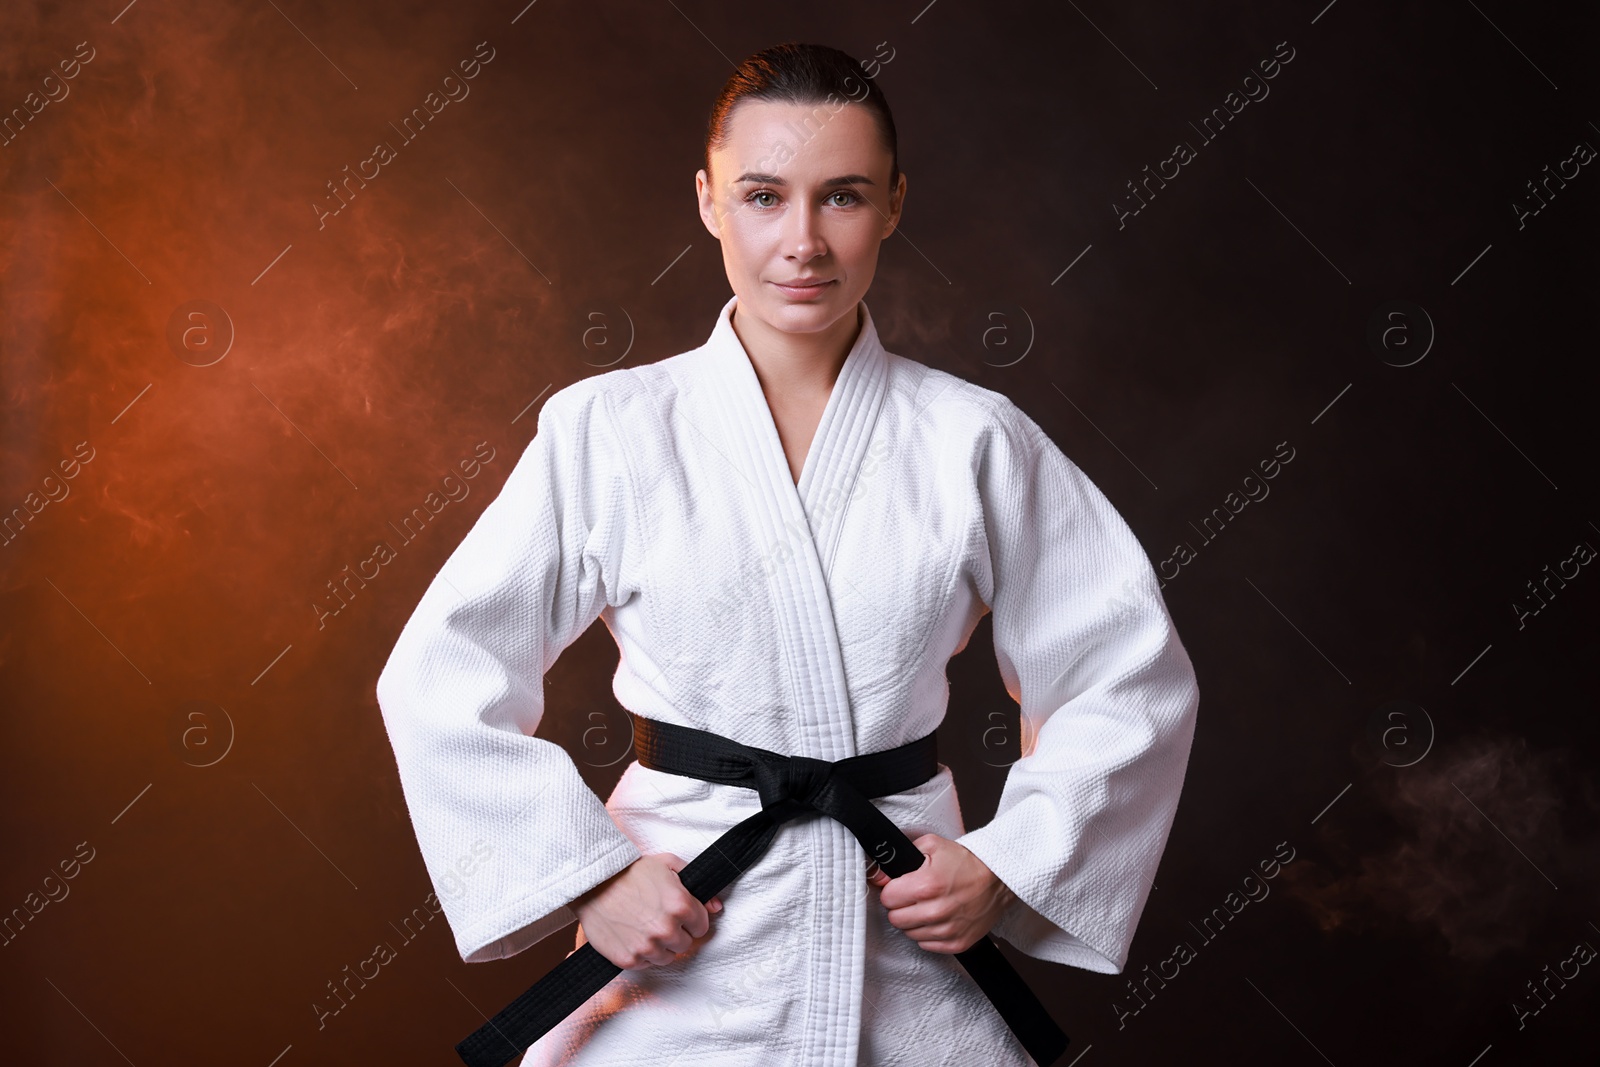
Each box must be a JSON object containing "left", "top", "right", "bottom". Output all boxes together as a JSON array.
[{"left": 376, "top": 42, "right": 1199, "bottom": 1067}]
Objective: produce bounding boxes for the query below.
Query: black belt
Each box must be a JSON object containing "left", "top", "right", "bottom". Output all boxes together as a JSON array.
[{"left": 455, "top": 713, "right": 1069, "bottom": 1067}]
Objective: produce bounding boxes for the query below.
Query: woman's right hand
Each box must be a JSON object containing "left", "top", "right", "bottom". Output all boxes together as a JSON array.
[{"left": 569, "top": 852, "right": 723, "bottom": 970}]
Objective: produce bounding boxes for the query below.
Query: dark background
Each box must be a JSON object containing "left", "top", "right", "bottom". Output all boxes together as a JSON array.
[{"left": 2, "top": 1, "right": 1595, "bottom": 1063}]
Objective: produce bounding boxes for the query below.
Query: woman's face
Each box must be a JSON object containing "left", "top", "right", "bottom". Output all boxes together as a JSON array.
[{"left": 696, "top": 99, "right": 906, "bottom": 339}]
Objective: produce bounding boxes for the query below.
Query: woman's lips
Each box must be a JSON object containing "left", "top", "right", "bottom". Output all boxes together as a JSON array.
[{"left": 770, "top": 279, "right": 835, "bottom": 299}]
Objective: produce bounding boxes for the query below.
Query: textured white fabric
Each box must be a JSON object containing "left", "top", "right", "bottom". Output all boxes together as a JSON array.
[{"left": 374, "top": 294, "right": 1200, "bottom": 1067}]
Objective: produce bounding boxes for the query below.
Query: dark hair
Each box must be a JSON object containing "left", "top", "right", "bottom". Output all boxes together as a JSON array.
[{"left": 704, "top": 42, "right": 898, "bottom": 190}]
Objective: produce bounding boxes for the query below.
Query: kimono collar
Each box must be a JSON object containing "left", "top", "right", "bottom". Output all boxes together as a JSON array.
[
  {"left": 701, "top": 292, "right": 891, "bottom": 567},
  {"left": 703, "top": 293, "right": 886, "bottom": 388}
]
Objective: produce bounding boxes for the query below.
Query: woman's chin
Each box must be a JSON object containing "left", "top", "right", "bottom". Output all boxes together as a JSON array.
[{"left": 751, "top": 292, "right": 852, "bottom": 334}]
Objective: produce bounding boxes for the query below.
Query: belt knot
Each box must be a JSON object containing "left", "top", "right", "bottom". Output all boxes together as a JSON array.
[{"left": 751, "top": 752, "right": 835, "bottom": 822}]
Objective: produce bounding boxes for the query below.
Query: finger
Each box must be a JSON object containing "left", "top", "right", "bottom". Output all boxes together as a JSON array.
[
  {"left": 899, "top": 915, "right": 958, "bottom": 939},
  {"left": 883, "top": 900, "right": 946, "bottom": 932},
  {"left": 877, "top": 870, "right": 928, "bottom": 908},
  {"left": 676, "top": 909, "right": 714, "bottom": 951},
  {"left": 876, "top": 858, "right": 929, "bottom": 899},
  {"left": 647, "top": 928, "right": 692, "bottom": 964}
]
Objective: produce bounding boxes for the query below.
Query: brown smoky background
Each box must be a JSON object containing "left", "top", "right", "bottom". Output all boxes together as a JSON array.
[{"left": 2, "top": 1, "right": 1596, "bottom": 1064}]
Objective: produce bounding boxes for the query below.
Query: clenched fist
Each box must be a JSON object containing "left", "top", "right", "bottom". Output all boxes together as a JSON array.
[
  {"left": 867, "top": 833, "right": 1016, "bottom": 954},
  {"left": 570, "top": 852, "right": 724, "bottom": 970}
]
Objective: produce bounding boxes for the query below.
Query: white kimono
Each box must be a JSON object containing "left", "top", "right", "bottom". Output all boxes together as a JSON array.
[{"left": 375, "top": 294, "right": 1200, "bottom": 1067}]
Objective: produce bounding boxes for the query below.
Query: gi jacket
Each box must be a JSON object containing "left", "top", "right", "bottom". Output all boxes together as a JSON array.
[{"left": 375, "top": 294, "right": 1201, "bottom": 1066}]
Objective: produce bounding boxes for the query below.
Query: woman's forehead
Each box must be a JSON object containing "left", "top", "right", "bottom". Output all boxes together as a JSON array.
[{"left": 714, "top": 98, "right": 890, "bottom": 183}]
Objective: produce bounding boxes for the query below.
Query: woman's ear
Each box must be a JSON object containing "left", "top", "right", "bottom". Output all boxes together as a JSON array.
[
  {"left": 695, "top": 169, "right": 723, "bottom": 239},
  {"left": 882, "top": 171, "right": 907, "bottom": 238}
]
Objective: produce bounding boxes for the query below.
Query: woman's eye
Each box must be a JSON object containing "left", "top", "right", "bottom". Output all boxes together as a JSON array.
[{"left": 744, "top": 190, "right": 860, "bottom": 208}]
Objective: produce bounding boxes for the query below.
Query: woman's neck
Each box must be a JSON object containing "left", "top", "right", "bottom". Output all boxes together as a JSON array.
[{"left": 731, "top": 301, "right": 862, "bottom": 401}]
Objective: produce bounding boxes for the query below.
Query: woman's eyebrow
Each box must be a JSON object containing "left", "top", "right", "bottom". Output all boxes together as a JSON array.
[{"left": 733, "top": 172, "right": 876, "bottom": 187}]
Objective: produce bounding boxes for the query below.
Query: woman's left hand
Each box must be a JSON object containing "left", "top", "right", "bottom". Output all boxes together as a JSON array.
[{"left": 867, "top": 833, "right": 1016, "bottom": 953}]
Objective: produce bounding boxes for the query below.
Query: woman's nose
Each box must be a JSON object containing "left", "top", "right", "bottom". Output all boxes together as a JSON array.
[{"left": 784, "top": 205, "right": 823, "bottom": 258}]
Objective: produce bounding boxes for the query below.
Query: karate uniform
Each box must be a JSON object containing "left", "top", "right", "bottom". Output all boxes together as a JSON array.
[{"left": 375, "top": 294, "right": 1200, "bottom": 1066}]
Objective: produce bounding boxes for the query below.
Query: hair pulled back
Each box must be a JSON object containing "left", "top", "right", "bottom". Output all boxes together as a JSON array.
[{"left": 704, "top": 42, "right": 898, "bottom": 189}]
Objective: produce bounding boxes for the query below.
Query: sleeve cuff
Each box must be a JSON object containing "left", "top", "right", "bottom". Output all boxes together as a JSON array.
[
  {"left": 454, "top": 836, "right": 643, "bottom": 964},
  {"left": 957, "top": 822, "right": 1125, "bottom": 974}
]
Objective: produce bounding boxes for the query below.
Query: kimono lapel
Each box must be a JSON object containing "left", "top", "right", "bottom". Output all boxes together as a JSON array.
[
  {"left": 699, "top": 294, "right": 891, "bottom": 761},
  {"left": 795, "top": 302, "right": 893, "bottom": 578},
  {"left": 697, "top": 293, "right": 892, "bottom": 1067}
]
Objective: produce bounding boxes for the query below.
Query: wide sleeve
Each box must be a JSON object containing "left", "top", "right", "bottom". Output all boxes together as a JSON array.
[
  {"left": 954, "top": 396, "right": 1199, "bottom": 975},
  {"left": 374, "top": 381, "right": 644, "bottom": 964}
]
